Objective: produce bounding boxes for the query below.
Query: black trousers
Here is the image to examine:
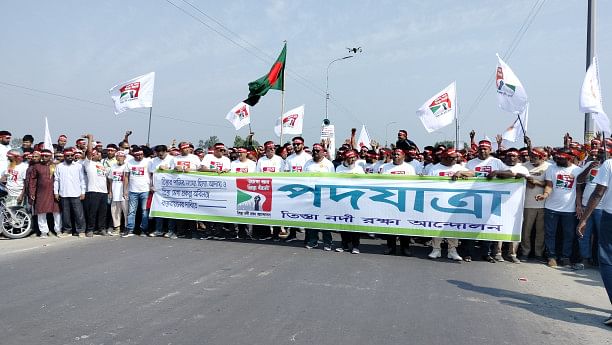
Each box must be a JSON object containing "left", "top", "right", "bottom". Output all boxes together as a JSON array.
[
  {"left": 60, "top": 197, "right": 86, "bottom": 233},
  {"left": 340, "top": 232, "right": 360, "bottom": 249},
  {"left": 85, "top": 192, "right": 107, "bottom": 232},
  {"left": 385, "top": 235, "right": 411, "bottom": 252}
]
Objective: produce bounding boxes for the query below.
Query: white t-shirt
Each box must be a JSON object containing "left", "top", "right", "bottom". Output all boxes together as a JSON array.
[
  {"left": 83, "top": 159, "right": 108, "bottom": 193},
  {"left": 372, "top": 161, "right": 386, "bottom": 174},
  {"left": 0, "top": 144, "right": 11, "bottom": 175},
  {"left": 592, "top": 159, "right": 612, "bottom": 214},
  {"left": 355, "top": 159, "right": 367, "bottom": 170},
  {"left": 2, "top": 162, "right": 28, "bottom": 197},
  {"left": 466, "top": 156, "right": 509, "bottom": 178},
  {"left": 230, "top": 159, "right": 256, "bottom": 173},
  {"left": 363, "top": 162, "right": 378, "bottom": 174},
  {"left": 201, "top": 154, "right": 231, "bottom": 172},
  {"left": 523, "top": 161, "right": 550, "bottom": 209},
  {"left": 170, "top": 154, "right": 201, "bottom": 171},
  {"left": 148, "top": 155, "right": 173, "bottom": 172},
  {"left": 304, "top": 158, "right": 335, "bottom": 173},
  {"left": 108, "top": 163, "right": 126, "bottom": 202},
  {"left": 335, "top": 163, "right": 365, "bottom": 174},
  {"left": 125, "top": 158, "right": 150, "bottom": 193},
  {"left": 256, "top": 155, "right": 284, "bottom": 173},
  {"left": 581, "top": 163, "right": 604, "bottom": 209},
  {"left": 380, "top": 162, "right": 417, "bottom": 175},
  {"left": 508, "top": 164, "right": 530, "bottom": 177},
  {"left": 408, "top": 160, "right": 424, "bottom": 174},
  {"left": 285, "top": 152, "right": 312, "bottom": 172},
  {"left": 425, "top": 163, "right": 468, "bottom": 177},
  {"left": 544, "top": 163, "right": 583, "bottom": 212}
]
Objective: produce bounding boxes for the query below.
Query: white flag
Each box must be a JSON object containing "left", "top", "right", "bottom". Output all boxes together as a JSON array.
[
  {"left": 43, "top": 117, "right": 53, "bottom": 151},
  {"left": 274, "top": 105, "right": 304, "bottom": 137},
  {"left": 502, "top": 103, "right": 529, "bottom": 143},
  {"left": 357, "top": 125, "right": 372, "bottom": 149},
  {"left": 416, "top": 81, "right": 456, "bottom": 133},
  {"left": 579, "top": 57, "right": 610, "bottom": 134},
  {"left": 496, "top": 54, "right": 528, "bottom": 114},
  {"left": 225, "top": 102, "right": 251, "bottom": 130},
  {"left": 109, "top": 72, "right": 155, "bottom": 115}
]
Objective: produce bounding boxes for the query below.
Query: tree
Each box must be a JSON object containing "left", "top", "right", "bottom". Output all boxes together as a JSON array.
[
  {"left": 434, "top": 140, "right": 455, "bottom": 148},
  {"left": 233, "top": 135, "right": 260, "bottom": 149},
  {"left": 200, "top": 136, "right": 219, "bottom": 149}
]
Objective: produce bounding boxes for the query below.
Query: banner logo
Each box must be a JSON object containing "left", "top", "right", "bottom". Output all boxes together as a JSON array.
[
  {"left": 119, "top": 82, "right": 141, "bottom": 103},
  {"left": 429, "top": 93, "right": 452, "bottom": 117},
  {"left": 236, "top": 178, "right": 272, "bottom": 217},
  {"left": 496, "top": 67, "right": 516, "bottom": 97},
  {"left": 235, "top": 104, "right": 249, "bottom": 120},
  {"left": 283, "top": 113, "right": 299, "bottom": 127},
  {"left": 555, "top": 174, "right": 575, "bottom": 189}
]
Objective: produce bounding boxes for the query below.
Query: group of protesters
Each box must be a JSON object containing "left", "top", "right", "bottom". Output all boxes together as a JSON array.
[{"left": 1, "top": 127, "right": 612, "bottom": 323}]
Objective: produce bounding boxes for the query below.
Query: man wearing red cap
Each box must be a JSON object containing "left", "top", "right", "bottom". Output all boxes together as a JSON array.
[
  {"left": 425, "top": 148, "right": 472, "bottom": 261},
  {"left": 108, "top": 150, "right": 128, "bottom": 236},
  {"left": 230, "top": 148, "right": 256, "bottom": 173},
  {"left": 303, "top": 143, "right": 335, "bottom": 250},
  {"left": 256, "top": 141, "right": 284, "bottom": 173},
  {"left": 380, "top": 149, "right": 416, "bottom": 256},
  {"left": 285, "top": 136, "right": 311, "bottom": 173},
  {"left": 76, "top": 138, "right": 87, "bottom": 152},
  {"left": 535, "top": 148, "right": 583, "bottom": 267},
  {"left": 29, "top": 149, "right": 62, "bottom": 237},
  {"left": 83, "top": 134, "right": 109, "bottom": 237},
  {"left": 200, "top": 143, "right": 231, "bottom": 173},
  {"left": 54, "top": 148, "right": 86, "bottom": 237},
  {"left": 122, "top": 146, "right": 152, "bottom": 237},
  {"left": 335, "top": 149, "right": 365, "bottom": 254},
  {"left": 520, "top": 147, "right": 550, "bottom": 262}
]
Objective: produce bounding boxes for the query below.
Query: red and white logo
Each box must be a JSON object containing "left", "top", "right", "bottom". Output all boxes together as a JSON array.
[{"left": 119, "top": 82, "right": 141, "bottom": 103}]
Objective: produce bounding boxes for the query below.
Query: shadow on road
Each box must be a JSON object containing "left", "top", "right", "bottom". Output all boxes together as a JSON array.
[{"left": 447, "top": 279, "right": 610, "bottom": 329}]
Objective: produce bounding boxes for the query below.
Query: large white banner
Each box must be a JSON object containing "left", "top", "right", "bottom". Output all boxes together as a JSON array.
[{"left": 150, "top": 172, "right": 525, "bottom": 241}]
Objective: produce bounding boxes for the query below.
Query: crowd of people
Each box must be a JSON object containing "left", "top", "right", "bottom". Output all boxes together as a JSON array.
[{"left": 1, "top": 127, "right": 611, "bottom": 325}]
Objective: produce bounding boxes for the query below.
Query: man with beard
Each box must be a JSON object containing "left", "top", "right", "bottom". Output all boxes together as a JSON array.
[
  {"left": 29, "top": 149, "right": 62, "bottom": 238},
  {"left": 54, "top": 148, "right": 86, "bottom": 237},
  {"left": 255, "top": 141, "right": 284, "bottom": 241},
  {"left": 335, "top": 149, "right": 365, "bottom": 254},
  {"left": 395, "top": 130, "right": 418, "bottom": 152},
  {"left": 380, "top": 149, "right": 416, "bottom": 256},
  {"left": 0, "top": 130, "right": 12, "bottom": 174},
  {"left": 56, "top": 134, "right": 68, "bottom": 153},
  {"left": 535, "top": 148, "right": 583, "bottom": 268},
  {"left": 122, "top": 146, "right": 152, "bottom": 237},
  {"left": 199, "top": 143, "right": 231, "bottom": 239},
  {"left": 303, "top": 143, "right": 335, "bottom": 250},
  {"left": 520, "top": 148, "right": 550, "bottom": 262},
  {"left": 283, "top": 137, "right": 312, "bottom": 242}
]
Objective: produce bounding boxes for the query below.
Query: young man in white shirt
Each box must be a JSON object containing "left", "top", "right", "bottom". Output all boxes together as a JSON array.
[
  {"left": 230, "top": 148, "right": 256, "bottom": 173},
  {"left": 303, "top": 143, "right": 335, "bottom": 250},
  {"left": 83, "top": 135, "right": 109, "bottom": 237},
  {"left": 500, "top": 148, "right": 530, "bottom": 263},
  {"left": 536, "top": 149, "right": 583, "bottom": 268},
  {"left": 256, "top": 141, "right": 284, "bottom": 173},
  {"left": 520, "top": 148, "right": 550, "bottom": 261},
  {"left": 148, "top": 145, "right": 176, "bottom": 238},
  {"left": 1, "top": 150, "right": 28, "bottom": 207},
  {"left": 54, "top": 148, "right": 87, "bottom": 237},
  {"left": 335, "top": 150, "right": 365, "bottom": 254},
  {"left": 283, "top": 137, "right": 312, "bottom": 242},
  {"left": 122, "top": 146, "right": 151, "bottom": 237},
  {"left": 426, "top": 149, "right": 473, "bottom": 261},
  {"left": 380, "top": 149, "right": 416, "bottom": 256},
  {"left": 577, "top": 156, "right": 612, "bottom": 327},
  {"left": 108, "top": 151, "right": 128, "bottom": 236},
  {"left": 0, "top": 130, "right": 12, "bottom": 175},
  {"left": 199, "top": 143, "right": 231, "bottom": 239}
]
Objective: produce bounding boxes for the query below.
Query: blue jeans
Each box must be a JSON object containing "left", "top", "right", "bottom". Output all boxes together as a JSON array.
[
  {"left": 544, "top": 209, "right": 576, "bottom": 259},
  {"left": 155, "top": 218, "right": 176, "bottom": 235},
  {"left": 599, "top": 211, "right": 612, "bottom": 305},
  {"left": 306, "top": 229, "right": 332, "bottom": 247},
  {"left": 579, "top": 208, "right": 602, "bottom": 260},
  {"left": 126, "top": 191, "right": 149, "bottom": 233}
]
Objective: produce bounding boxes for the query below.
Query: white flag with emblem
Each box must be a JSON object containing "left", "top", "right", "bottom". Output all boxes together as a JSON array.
[
  {"left": 274, "top": 105, "right": 304, "bottom": 137},
  {"left": 225, "top": 102, "right": 251, "bottom": 130},
  {"left": 109, "top": 72, "right": 155, "bottom": 115},
  {"left": 580, "top": 57, "right": 610, "bottom": 134},
  {"left": 502, "top": 103, "right": 529, "bottom": 143},
  {"left": 416, "top": 81, "right": 456, "bottom": 133},
  {"left": 356, "top": 125, "right": 372, "bottom": 149},
  {"left": 496, "top": 54, "right": 528, "bottom": 114}
]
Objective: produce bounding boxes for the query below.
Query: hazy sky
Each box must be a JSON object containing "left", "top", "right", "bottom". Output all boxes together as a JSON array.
[{"left": 1, "top": 0, "right": 610, "bottom": 148}]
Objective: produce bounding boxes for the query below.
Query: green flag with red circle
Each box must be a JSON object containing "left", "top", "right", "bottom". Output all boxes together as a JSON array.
[{"left": 244, "top": 43, "right": 286, "bottom": 106}]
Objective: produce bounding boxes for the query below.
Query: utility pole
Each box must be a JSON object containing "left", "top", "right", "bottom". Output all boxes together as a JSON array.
[{"left": 584, "top": 0, "right": 596, "bottom": 143}]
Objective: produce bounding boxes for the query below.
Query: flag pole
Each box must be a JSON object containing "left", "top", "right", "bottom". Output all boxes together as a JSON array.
[
  {"left": 516, "top": 109, "right": 527, "bottom": 138},
  {"left": 280, "top": 40, "right": 287, "bottom": 145},
  {"left": 147, "top": 107, "right": 153, "bottom": 146},
  {"left": 454, "top": 82, "right": 459, "bottom": 149}
]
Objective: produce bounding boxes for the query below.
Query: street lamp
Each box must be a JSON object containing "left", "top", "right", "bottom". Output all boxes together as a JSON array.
[
  {"left": 385, "top": 121, "right": 398, "bottom": 147},
  {"left": 325, "top": 55, "right": 353, "bottom": 121}
]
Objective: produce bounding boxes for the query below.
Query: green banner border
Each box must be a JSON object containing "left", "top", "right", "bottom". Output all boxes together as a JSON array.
[{"left": 150, "top": 211, "right": 520, "bottom": 241}]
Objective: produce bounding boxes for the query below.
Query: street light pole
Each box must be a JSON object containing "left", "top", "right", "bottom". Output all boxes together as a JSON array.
[
  {"left": 325, "top": 55, "right": 353, "bottom": 120},
  {"left": 385, "top": 121, "right": 398, "bottom": 147}
]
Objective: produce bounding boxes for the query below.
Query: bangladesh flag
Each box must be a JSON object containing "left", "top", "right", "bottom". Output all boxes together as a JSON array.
[{"left": 244, "top": 43, "right": 286, "bottom": 106}]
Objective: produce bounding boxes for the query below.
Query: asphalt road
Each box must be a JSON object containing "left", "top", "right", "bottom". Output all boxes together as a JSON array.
[{"left": 0, "top": 234, "right": 610, "bottom": 345}]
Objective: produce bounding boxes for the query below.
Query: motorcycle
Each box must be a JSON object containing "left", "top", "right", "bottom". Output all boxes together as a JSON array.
[{"left": 0, "top": 184, "right": 33, "bottom": 239}]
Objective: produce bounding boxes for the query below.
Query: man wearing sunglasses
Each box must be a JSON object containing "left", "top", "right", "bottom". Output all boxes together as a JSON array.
[
  {"left": 303, "top": 143, "right": 335, "bottom": 250},
  {"left": 283, "top": 137, "right": 312, "bottom": 242}
]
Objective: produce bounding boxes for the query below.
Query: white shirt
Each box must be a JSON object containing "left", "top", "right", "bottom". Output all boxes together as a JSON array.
[
  {"left": 170, "top": 154, "right": 201, "bottom": 171},
  {"left": 363, "top": 162, "right": 378, "bottom": 174},
  {"left": 54, "top": 161, "right": 86, "bottom": 197},
  {"left": 256, "top": 155, "right": 284, "bottom": 173},
  {"left": 304, "top": 158, "right": 335, "bottom": 173},
  {"left": 581, "top": 162, "right": 604, "bottom": 209},
  {"left": 0, "top": 143, "right": 11, "bottom": 175},
  {"left": 508, "top": 164, "right": 530, "bottom": 177},
  {"left": 335, "top": 163, "right": 365, "bottom": 174},
  {"left": 108, "top": 163, "right": 126, "bottom": 201},
  {"left": 83, "top": 159, "right": 108, "bottom": 193},
  {"left": 372, "top": 161, "right": 386, "bottom": 174},
  {"left": 285, "top": 151, "right": 312, "bottom": 172},
  {"left": 466, "top": 156, "right": 509, "bottom": 178},
  {"left": 148, "top": 155, "right": 173, "bottom": 172},
  {"left": 230, "top": 159, "right": 256, "bottom": 173},
  {"left": 380, "top": 162, "right": 417, "bottom": 175},
  {"left": 202, "top": 154, "right": 231, "bottom": 172},
  {"left": 2, "top": 162, "right": 28, "bottom": 197},
  {"left": 544, "top": 163, "right": 583, "bottom": 212},
  {"left": 425, "top": 163, "right": 468, "bottom": 177},
  {"left": 408, "top": 160, "right": 424, "bottom": 175},
  {"left": 592, "top": 159, "right": 612, "bottom": 214},
  {"left": 523, "top": 161, "right": 550, "bottom": 209},
  {"left": 125, "top": 158, "right": 151, "bottom": 193}
]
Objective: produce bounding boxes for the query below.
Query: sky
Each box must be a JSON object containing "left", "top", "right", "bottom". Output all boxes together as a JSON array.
[{"left": 1, "top": 0, "right": 611, "bottom": 149}]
